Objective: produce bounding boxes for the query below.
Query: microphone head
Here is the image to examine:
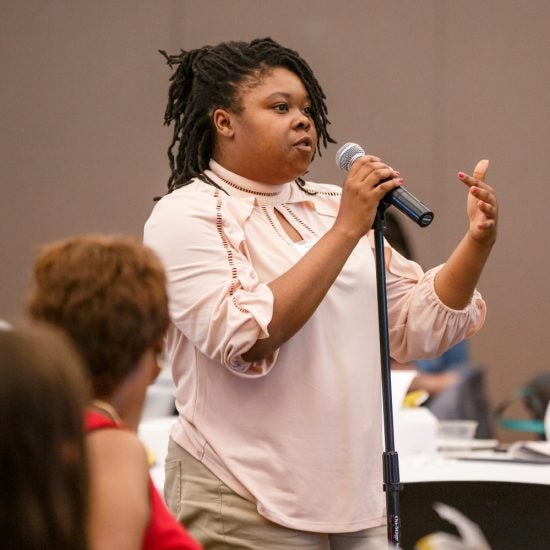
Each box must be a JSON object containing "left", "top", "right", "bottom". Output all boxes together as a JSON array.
[{"left": 335, "top": 142, "right": 365, "bottom": 171}]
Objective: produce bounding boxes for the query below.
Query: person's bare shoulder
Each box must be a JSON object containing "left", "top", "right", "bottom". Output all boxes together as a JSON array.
[
  {"left": 87, "top": 429, "right": 150, "bottom": 550},
  {"left": 88, "top": 428, "right": 149, "bottom": 469}
]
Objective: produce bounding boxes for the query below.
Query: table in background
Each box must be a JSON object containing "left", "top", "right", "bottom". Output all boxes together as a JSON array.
[
  {"left": 399, "top": 452, "right": 550, "bottom": 549},
  {"left": 138, "top": 416, "right": 550, "bottom": 549}
]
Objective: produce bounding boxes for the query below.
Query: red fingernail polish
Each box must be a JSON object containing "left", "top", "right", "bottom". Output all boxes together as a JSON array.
[
  {"left": 458, "top": 172, "right": 465, "bottom": 179},
  {"left": 471, "top": 187, "right": 477, "bottom": 194}
]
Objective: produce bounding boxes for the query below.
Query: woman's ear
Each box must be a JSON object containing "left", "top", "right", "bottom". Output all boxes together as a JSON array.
[{"left": 212, "top": 108, "right": 234, "bottom": 138}]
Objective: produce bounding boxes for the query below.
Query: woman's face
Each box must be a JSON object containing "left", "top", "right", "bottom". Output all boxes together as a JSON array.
[{"left": 213, "top": 67, "right": 318, "bottom": 184}]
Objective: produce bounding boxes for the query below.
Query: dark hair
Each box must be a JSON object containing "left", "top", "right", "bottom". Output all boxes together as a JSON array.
[
  {"left": 0, "top": 325, "right": 89, "bottom": 550},
  {"left": 160, "top": 37, "right": 335, "bottom": 193},
  {"left": 27, "top": 234, "right": 169, "bottom": 398}
]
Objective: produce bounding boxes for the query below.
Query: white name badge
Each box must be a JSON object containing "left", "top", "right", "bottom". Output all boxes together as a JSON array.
[{"left": 292, "top": 238, "right": 318, "bottom": 256}]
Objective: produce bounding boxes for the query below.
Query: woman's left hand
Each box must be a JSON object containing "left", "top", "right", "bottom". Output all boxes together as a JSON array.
[
  {"left": 433, "top": 159, "right": 498, "bottom": 310},
  {"left": 459, "top": 159, "right": 498, "bottom": 246}
]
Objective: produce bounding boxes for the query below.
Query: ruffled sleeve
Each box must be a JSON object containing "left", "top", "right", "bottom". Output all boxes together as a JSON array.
[
  {"left": 144, "top": 182, "right": 278, "bottom": 377},
  {"left": 380, "top": 238, "right": 486, "bottom": 363}
]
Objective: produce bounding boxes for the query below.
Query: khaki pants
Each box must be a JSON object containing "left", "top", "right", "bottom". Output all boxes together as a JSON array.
[{"left": 165, "top": 438, "right": 389, "bottom": 549}]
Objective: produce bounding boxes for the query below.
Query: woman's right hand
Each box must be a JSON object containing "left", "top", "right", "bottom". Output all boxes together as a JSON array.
[
  {"left": 243, "top": 155, "right": 402, "bottom": 363},
  {"left": 334, "top": 155, "right": 403, "bottom": 239}
]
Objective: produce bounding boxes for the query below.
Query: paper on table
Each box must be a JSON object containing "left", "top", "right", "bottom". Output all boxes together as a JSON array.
[
  {"left": 388, "top": 370, "right": 438, "bottom": 456},
  {"left": 509, "top": 440, "right": 550, "bottom": 463},
  {"left": 390, "top": 370, "right": 417, "bottom": 417},
  {"left": 457, "top": 441, "right": 550, "bottom": 465}
]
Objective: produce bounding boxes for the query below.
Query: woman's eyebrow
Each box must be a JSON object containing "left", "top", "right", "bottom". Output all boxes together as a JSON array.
[{"left": 265, "top": 91, "right": 311, "bottom": 101}]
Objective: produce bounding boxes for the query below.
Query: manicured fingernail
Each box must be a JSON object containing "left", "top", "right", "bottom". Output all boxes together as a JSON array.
[
  {"left": 458, "top": 172, "right": 466, "bottom": 179},
  {"left": 394, "top": 171, "right": 401, "bottom": 176},
  {"left": 471, "top": 187, "right": 478, "bottom": 194}
]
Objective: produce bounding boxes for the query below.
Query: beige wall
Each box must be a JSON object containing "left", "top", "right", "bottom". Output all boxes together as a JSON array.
[{"left": 2, "top": 1, "right": 549, "bottom": 439}]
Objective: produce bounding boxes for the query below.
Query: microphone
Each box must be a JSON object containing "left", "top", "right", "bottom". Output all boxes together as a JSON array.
[{"left": 335, "top": 142, "right": 434, "bottom": 227}]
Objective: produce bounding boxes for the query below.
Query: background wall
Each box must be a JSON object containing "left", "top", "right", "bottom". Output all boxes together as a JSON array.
[{"left": 2, "top": 1, "right": 549, "bottom": 439}]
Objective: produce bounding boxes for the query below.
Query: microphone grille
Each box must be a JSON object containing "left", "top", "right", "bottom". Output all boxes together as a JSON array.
[{"left": 335, "top": 142, "right": 365, "bottom": 171}]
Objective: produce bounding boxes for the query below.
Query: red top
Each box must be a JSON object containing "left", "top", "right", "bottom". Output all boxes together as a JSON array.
[{"left": 85, "top": 410, "right": 202, "bottom": 550}]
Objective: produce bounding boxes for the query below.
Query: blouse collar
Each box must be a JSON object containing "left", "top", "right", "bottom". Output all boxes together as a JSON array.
[{"left": 206, "top": 160, "right": 294, "bottom": 206}]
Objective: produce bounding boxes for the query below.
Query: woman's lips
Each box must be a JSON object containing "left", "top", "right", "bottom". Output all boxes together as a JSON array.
[{"left": 294, "top": 137, "right": 313, "bottom": 152}]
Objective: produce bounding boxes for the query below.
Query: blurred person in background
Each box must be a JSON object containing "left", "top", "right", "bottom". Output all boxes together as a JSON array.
[
  {"left": 0, "top": 324, "right": 89, "bottom": 550},
  {"left": 27, "top": 234, "right": 201, "bottom": 550},
  {"left": 384, "top": 211, "right": 472, "bottom": 397},
  {"left": 385, "top": 212, "right": 493, "bottom": 438}
]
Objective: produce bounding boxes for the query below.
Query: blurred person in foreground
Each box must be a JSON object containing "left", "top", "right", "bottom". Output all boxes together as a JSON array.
[
  {"left": 0, "top": 325, "right": 89, "bottom": 550},
  {"left": 27, "top": 234, "right": 201, "bottom": 550}
]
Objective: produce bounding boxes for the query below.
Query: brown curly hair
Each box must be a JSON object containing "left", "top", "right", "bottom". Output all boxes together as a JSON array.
[{"left": 27, "top": 235, "right": 169, "bottom": 398}]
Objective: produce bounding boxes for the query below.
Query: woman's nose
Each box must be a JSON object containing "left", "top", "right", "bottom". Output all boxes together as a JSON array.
[{"left": 294, "top": 111, "right": 311, "bottom": 129}]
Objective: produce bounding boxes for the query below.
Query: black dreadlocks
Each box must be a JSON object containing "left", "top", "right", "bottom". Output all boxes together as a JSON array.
[{"left": 160, "top": 37, "right": 335, "bottom": 194}]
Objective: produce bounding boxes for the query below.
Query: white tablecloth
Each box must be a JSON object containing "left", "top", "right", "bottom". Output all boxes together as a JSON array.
[{"left": 138, "top": 415, "right": 550, "bottom": 493}]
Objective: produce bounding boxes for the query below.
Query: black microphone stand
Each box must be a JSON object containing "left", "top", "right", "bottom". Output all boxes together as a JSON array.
[{"left": 373, "top": 205, "right": 404, "bottom": 548}]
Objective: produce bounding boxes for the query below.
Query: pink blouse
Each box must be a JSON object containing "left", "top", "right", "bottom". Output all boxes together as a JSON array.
[{"left": 144, "top": 160, "right": 486, "bottom": 533}]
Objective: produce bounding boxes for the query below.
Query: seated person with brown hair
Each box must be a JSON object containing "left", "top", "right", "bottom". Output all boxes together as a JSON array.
[
  {"left": 384, "top": 212, "right": 493, "bottom": 437},
  {"left": 27, "top": 234, "right": 201, "bottom": 550},
  {"left": 383, "top": 211, "right": 472, "bottom": 396},
  {"left": 0, "top": 324, "right": 89, "bottom": 550}
]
